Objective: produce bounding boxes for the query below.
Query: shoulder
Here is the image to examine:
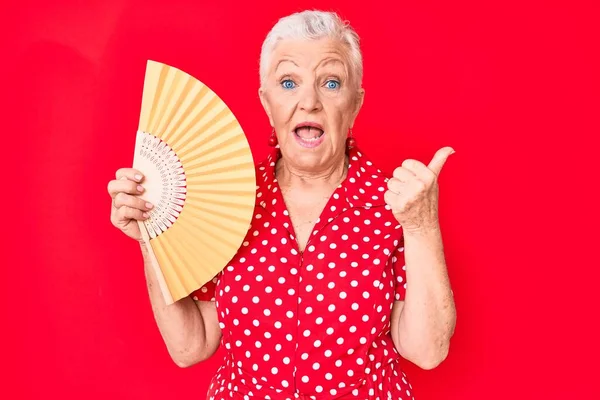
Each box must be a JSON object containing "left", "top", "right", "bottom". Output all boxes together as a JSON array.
[
  {"left": 344, "top": 146, "right": 393, "bottom": 208},
  {"left": 345, "top": 147, "right": 404, "bottom": 238}
]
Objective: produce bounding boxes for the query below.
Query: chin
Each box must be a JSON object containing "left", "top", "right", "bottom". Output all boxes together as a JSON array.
[{"left": 282, "top": 139, "right": 343, "bottom": 169}]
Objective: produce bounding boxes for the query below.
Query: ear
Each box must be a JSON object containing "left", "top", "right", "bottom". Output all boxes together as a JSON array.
[
  {"left": 258, "top": 87, "right": 275, "bottom": 127},
  {"left": 349, "top": 87, "right": 365, "bottom": 128}
]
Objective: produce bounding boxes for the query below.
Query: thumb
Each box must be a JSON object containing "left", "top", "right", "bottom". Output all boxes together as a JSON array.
[{"left": 428, "top": 146, "right": 455, "bottom": 176}]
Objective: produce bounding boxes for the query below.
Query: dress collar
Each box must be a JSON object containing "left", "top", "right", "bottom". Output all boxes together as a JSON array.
[{"left": 256, "top": 145, "right": 391, "bottom": 212}]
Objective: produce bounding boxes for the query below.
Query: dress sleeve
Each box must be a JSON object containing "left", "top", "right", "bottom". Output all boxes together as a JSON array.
[
  {"left": 190, "top": 274, "right": 219, "bottom": 302},
  {"left": 391, "top": 237, "right": 407, "bottom": 301}
]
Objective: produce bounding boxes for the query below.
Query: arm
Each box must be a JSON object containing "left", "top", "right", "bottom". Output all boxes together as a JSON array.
[
  {"left": 107, "top": 168, "right": 222, "bottom": 367},
  {"left": 390, "top": 227, "right": 456, "bottom": 369},
  {"left": 141, "top": 242, "right": 222, "bottom": 367},
  {"left": 385, "top": 146, "right": 457, "bottom": 369}
]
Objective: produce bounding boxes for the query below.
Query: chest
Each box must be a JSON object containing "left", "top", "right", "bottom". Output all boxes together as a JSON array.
[
  {"left": 214, "top": 204, "right": 402, "bottom": 334},
  {"left": 282, "top": 193, "right": 331, "bottom": 252}
]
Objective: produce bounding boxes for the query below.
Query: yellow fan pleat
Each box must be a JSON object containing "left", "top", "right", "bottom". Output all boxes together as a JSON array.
[{"left": 133, "top": 60, "right": 256, "bottom": 305}]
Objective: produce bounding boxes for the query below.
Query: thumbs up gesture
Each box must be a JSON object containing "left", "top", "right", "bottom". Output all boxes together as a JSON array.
[{"left": 384, "top": 147, "right": 455, "bottom": 233}]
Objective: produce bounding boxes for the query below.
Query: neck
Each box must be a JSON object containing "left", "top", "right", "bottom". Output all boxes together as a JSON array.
[{"left": 276, "top": 154, "right": 348, "bottom": 193}]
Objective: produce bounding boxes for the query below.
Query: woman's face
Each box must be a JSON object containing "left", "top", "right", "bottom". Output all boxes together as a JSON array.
[{"left": 259, "top": 37, "right": 365, "bottom": 174}]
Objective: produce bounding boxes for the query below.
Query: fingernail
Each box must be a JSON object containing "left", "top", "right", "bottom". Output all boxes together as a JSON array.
[
  {"left": 134, "top": 174, "right": 143, "bottom": 181},
  {"left": 146, "top": 202, "right": 153, "bottom": 209},
  {"left": 137, "top": 185, "right": 144, "bottom": 192},
  {"left": 142, "top": 212, "right": 149, "bottom": 218}
]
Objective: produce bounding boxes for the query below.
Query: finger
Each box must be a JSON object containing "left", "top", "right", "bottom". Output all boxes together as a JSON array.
[
  {"left": 111, "top": 207, "right": 150, "bottom": 226},
  {"left": 402, "top": 159, "right": 435, "bottom": 183},
  {"left": 384, "top": 190, "right": 406, "bottom": 212},
  {"left": 384, "top": 189, "right": 401, "bottom": 206},
  {"left": 387, "top": 177, "right": 406, "bottom": 194},
  {"left": 107, "top": 179, "right": 145, "bottom": 199},
  {"left": 115, "top": 168, "right": 145, "bottom": 182},
  {"left": 392, "top": 166, "right": 416, "bottom": 183},
  {"left": 114, "top": 192, "right": 154, "bottom": 211},
  {"left": 427, "top": 147, "right": 455, "bottom": 176},
  {"left": 116, "top": 206, "right": 150, "bottom": 222}
]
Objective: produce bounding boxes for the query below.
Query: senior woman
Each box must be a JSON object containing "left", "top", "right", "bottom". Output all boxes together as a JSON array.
[{"left": 108, "top": 10, "right": 456, "bottom": 400}]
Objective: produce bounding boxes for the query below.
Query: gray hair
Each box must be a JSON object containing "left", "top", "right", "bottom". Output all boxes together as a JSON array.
[{"left": 259, "top": 10, "right": 363, "bottom": 87}]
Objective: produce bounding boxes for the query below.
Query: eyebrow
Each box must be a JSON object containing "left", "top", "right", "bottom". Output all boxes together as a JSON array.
[
  {"left": 274, "top": 59, "right": 298, "bottom": 74},
  {"left": 317, "top": 57, "right": 346, "bottom": 69}
]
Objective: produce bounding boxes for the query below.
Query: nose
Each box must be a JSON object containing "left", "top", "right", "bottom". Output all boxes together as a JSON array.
[{"left": 298, "top": 83, "right": 322, "bottom": 112}]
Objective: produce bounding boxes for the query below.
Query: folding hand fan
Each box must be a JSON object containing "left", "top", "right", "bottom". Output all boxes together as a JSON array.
[{"left": 132, "top": 60, "right": 256, "bottom": 305}]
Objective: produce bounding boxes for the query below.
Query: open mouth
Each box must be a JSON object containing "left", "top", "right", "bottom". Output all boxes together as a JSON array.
[
  {"left": 294, "top": 126, "right": 324, "bottom": 140},
  {"left": 293, "top": 122, "right": 325, "bottom": 148}
]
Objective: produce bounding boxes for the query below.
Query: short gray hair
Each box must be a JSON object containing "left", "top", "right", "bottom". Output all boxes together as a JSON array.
[{"left": 259, "top": 10, "right": 363, "bottom": 87}]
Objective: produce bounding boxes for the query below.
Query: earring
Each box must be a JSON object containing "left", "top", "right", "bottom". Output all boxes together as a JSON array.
[
  {"left": 346, "top": 128, "right": 356, "bottom": 149},
  {"left": 268, "top": 128, "right": 278, "bottom": 147}
]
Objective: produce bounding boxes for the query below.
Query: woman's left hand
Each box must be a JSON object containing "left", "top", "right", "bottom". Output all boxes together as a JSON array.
[{"left": 384, "top": 147, "right": 455, "bottom": 233}]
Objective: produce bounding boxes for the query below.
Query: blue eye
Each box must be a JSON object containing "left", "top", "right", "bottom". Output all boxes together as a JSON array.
[
  {"left": 325, "top": 80, "right": 340, "bottom": 89},
  {"left": 281, "top": 79, "right": 296, "bottom": 89}
]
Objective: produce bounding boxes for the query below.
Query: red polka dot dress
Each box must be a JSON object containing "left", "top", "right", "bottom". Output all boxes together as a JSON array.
[{"left": 191, "top": 146, "right": 415, "bottom": 400}]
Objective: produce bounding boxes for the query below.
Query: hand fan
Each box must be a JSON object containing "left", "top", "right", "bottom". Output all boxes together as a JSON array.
[{"left": 132, "top": 60, "right": 256, "bottom": 305}]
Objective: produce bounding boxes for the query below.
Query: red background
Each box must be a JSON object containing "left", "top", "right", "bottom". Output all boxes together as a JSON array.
[{"left": 2, "top": 0, "right": 598, "bottom": 398}]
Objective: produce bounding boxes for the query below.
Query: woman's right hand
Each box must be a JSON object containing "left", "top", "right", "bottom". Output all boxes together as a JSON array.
[{"left": 107, "top": 168, "right": 154, "bottom": 242}]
